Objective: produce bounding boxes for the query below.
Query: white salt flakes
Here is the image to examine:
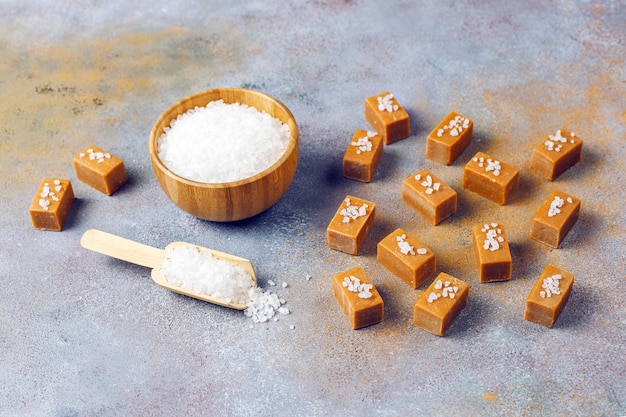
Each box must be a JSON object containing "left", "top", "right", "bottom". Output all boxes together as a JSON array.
[
  {"left": 548, "top": 196, "right": 565, "bottom": 217},
  {"left": 244, "top": 286, "right": 287, "bottom": 323},
  {"left": 396, "top": 234, "right": 415, "bottom": 255},
  {"left": 351, "top": 131, "right": 376, "bottom": 154},
  {"left": 539, "top": 274, "right": 562, "bottom": 298},
  {"left": 427, "top": 279, "right": 459, "bottom": 303},
  {"left": 268, "top": 280, "right": 276, "bottom": 286},
  {"left": 436, "top": 115, "right": 470, "bottom": 138},
  {"left": 281, "top": 281, "right": 288, "bottom": 288},
  {"left": 342, "top": 275, "right": 373, "bottom": 299},
  {"left": 482, "top": 223, "right": 503, "bottom": 252},
  {"left": 340, "top": 198, "right": 368, "bottom": 223},
  {"left": 160, "top": 245, "right": 255, "bottom": 306},
  {"left": 157, "top": 100, "right": 291, "bottom": 183},
  {"left": 377, "top": 94, "right": 398, "bottom": 112}
]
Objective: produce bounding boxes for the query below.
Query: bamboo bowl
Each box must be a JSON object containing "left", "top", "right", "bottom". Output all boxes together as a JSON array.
[{"left": 149, "top": 88, "right": 298, "bottom": 222}]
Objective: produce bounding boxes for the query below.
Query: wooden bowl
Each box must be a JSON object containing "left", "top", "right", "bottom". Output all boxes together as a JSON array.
[{"left": 149, "top": 88, "right": 298, "bottom": 222}]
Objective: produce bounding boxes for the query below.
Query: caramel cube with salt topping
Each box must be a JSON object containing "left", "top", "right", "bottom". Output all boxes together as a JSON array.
[
  {"left": 426, "top": 111, "right": 473, "bottom": 165},
  {"left": 462, "top": 151, "right": 519, "bottom": 205},
  {"left": 377, "top": 228, "right": 436, "bottom": 289},
  {"left": 524, "top": 264, "right": 574, "bottom": 328},
  {"left": 29, "top": 178, "right": 74, "bottom": 231},
  {"left": 332, "top": 267, "right": 384, "bottom": 330},
  {"left": 343, "top": 130, "right": 384, "bottom": 182},
  {"left": 413, "top": 272, "right": 468, "bottom": 336},
  {"left": 401, "top": 169, "right": 457, "bottom": 225},
  {"left": 529, "top": 190, "right": 580, "bottom": 248},
  {"left": 73, "top": 145, "right": 128, "bottom": 195},
  {"left": 326, "top": 195, "right": 376, "bottom": 255},
  {"left": 472, "top": 222, "right": 512, "bottom": 283},
  {"left": 364, "top": 92, "right": 410, "bottom": 145},
  {"left": 530, "top": 129, "right": 582, "bottom": 181}
]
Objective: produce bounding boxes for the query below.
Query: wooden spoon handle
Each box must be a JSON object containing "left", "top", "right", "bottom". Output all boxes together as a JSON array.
[{"left": 80, "top": 229, "right": 165, "bottom": 269}]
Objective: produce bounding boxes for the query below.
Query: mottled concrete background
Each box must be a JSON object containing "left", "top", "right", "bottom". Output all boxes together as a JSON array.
[{"left": 0, "top": 1, "right": 624, "bottom": 416}]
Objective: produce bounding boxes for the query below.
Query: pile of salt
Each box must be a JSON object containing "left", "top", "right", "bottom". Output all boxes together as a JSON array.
[{"left": 157, "top": 100, "right": 291, "bottom": 183}]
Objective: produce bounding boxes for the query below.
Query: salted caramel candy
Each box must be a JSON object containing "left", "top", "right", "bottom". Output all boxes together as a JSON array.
[
  {"left": 529, "top": 190, "right": 580, "bottom": 248},
  {"left": 413, "top": 272, "right": 468, "bottom": 336},
  {"left": 530, "top": 129, "right": 582, "bottom": 181},
  {"left": 343, "top": 130, "right": 384, "bottom": 183},
  {"left": 29, "top": 178, "right": 74, "bottom": 231},
  {"left": 332, "top": 267, "right": 384, "bottom": 329},
  {"left": 327, "top": 196, "right": 376, "bottom": 255},
  {"left": 462, "top": 151, "right": 519, "bottom": 205},
  {"left": 377, "top": 228, "right": 436, "bottom": 289},
  {"left": 364, "top": 92, "right": 410, "bottom": 145},
  {"left": 472, "top": 222, "right": 512, "bottom": 283},
  {"left": 401, "top": 169, "right": 457, "bottom": 225},
  {"left": 524, "top": 264, "right": 574, "bottom": 328},
  {"left": 426, "top": 111, "right": 473, "bottom": 165},
  {"left": 73, "top": 145, "right": 128, "bottom": 195}
]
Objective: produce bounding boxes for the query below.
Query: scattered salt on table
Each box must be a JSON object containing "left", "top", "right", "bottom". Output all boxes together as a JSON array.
[{"left": 157, "top": 100, "right": 291, "bottom": 183}]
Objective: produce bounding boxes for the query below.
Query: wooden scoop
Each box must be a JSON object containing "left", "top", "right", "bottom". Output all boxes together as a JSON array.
[{"left": 80, "top": 229, "right": 256, "bottom": 310}]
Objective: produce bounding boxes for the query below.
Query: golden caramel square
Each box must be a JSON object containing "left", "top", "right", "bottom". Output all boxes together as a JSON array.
[
  {"left": 73, "top": 145, "right": 128, "bottom": 195},
  {"left": 401, "top": 169, "right": 457, "bottom": 225},
  {"left": 472, "top": 222, "right": 512, "bottom": 283},
  {"left": 413, "top": 272, "right": 468, "bottom": 336},
  {"left": 327, "top": 195, "right": 376, "bottom": 255},
  {"left": 332, "top": 267, "right": 384, "bottom": 329},
  {"left": 377, "top": 228, "right": 436, "bottom": 289},
  {"left": 29, "top": 178, "right": 74, "bottom": 231},
  {"left": 462, "top": 151, "right": 519, "bottom": 205},
  {"left": 530, "top": 129, "right": 582, "bottom": 181},
  {"left": 529, "top": 190, "right": 580, "bottom": 248},
  {"left": 364, "top": 92, "right": 410, "bottom": 145},
  {"left": 426, "top": 111, "right": 473, "bottom": 165},
  {"left": 343, "top": 130, "right": 384, "bottom": 183},
  {"left": 524, "top": 264, "right": 574, "bottom": 328}
]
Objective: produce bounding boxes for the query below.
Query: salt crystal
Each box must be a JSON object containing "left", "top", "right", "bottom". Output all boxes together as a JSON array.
[{"left": 157, "top": 100, "right": 291, "bottom": 183}]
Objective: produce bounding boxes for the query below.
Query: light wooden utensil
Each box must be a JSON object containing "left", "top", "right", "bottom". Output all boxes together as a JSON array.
[
  {"left": 149, "top": 88, "right": 299, "bottom": 222},
  {"left": 80, "top": 229, "right": 256, "bottom": 310}
]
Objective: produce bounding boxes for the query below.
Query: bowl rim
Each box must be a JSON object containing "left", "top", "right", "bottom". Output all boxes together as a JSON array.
[{"left": 148, "top": 87, "right": 298, "bottom": 189}]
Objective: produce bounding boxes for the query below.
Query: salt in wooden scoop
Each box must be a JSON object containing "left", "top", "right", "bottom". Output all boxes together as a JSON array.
[{"left": 80, "top": 229, "right": 256, "bottom": 310}]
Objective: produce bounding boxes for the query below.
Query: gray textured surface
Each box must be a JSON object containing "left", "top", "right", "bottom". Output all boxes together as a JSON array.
[{"left": 1, "top": 1, "right": 624, "bottom": 416}]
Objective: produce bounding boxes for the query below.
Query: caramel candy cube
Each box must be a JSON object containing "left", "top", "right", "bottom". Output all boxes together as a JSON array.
[
  {"left": 73, "top": 145, "right": 128, "bottom": 195},
  {"left": 29, "top": 178, "right": 74, "bottom": 231},
  {"left": 462, "top": 151, "right": 519, "bottom": 205},
  {"left": 524, "top": 264, "right": 574, "bottom": 328},
  {"left": 377, "top": 228, "right": 436, "bottom": 289},
  {"left": 327, "top": 196, "right": 376, "bottom": 255},
  {"left": 472, "top": 222, "right": 512, "bottom": 283},
  {"left": 413, "top": 272, "right": 468, "bottom": 336},
  {"left": 529, "top": 191, "right": 580, "bottom": 248},
  {"left": 530, "top": 129, "right": 582, "bottom": 181},
  {"left": 426, "top": 111, "right": 473, "bottom": 165},
  {"left": 343, "top": 130, "right": 384, "bottom": 182},
  {"left": 401, "top": 169, "right": 457, "bottom": 225},
  {"left": 364, "top": 92, "right": 410, "bottom": 145},
  {"left": 332, "top": 267, "right": 384, "bottom": 330}
]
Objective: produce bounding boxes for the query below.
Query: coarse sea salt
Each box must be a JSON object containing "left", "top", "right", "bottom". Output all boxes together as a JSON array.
[
  {"left": 157, "top": 100, "right": 291, "bottom": 183},
  {"left": 160, "top": 244, "right": 289, "bottom": 323},
  {"left": 160, "top": 245, "right": 255, "bottom": 306}
]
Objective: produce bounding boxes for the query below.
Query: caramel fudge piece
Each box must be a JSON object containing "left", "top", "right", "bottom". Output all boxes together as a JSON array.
[
  {"left": 343, "top": 130, "right": 384, "bottom": 182},
  {"left": 401, "top": 169, "right": 457, "bottom": 225},
  {"left": 462, "top": 152, "right": 519, "bottom": 205},
  {"left": 413, "top": 272, "right": 468, "bottom": 336},
  {"left": 426, "top": 111, "right": 473, "bottom": 165},
  {"left": 524, "top": 264, "right": 574, "bottom": 328},
  {"left": 377, "top": 228, "right": 436, "bottom": 289},
  {"left": 472, "top": 222, "right": 512, "bottom": 283},
  {"left": 29, "top": 178, "right": 74, "bottom": 231},
  {"left": 529, "top": 190, "right": 580, "bottom": 248},
  {"left": 364, "top": 92, "right": 410, "bottom": 145},
  {"left": 73, "top": 145, "right": 128, "bottom": 195},
  {"left": 530, "top": 129, "right": 582, "bottom": 181},
  {"left": 332, "top": 267, "right": 384, "bottom": 329},
  {"left": 327, "top": 196, "right": 376, "bottom": 255}
]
